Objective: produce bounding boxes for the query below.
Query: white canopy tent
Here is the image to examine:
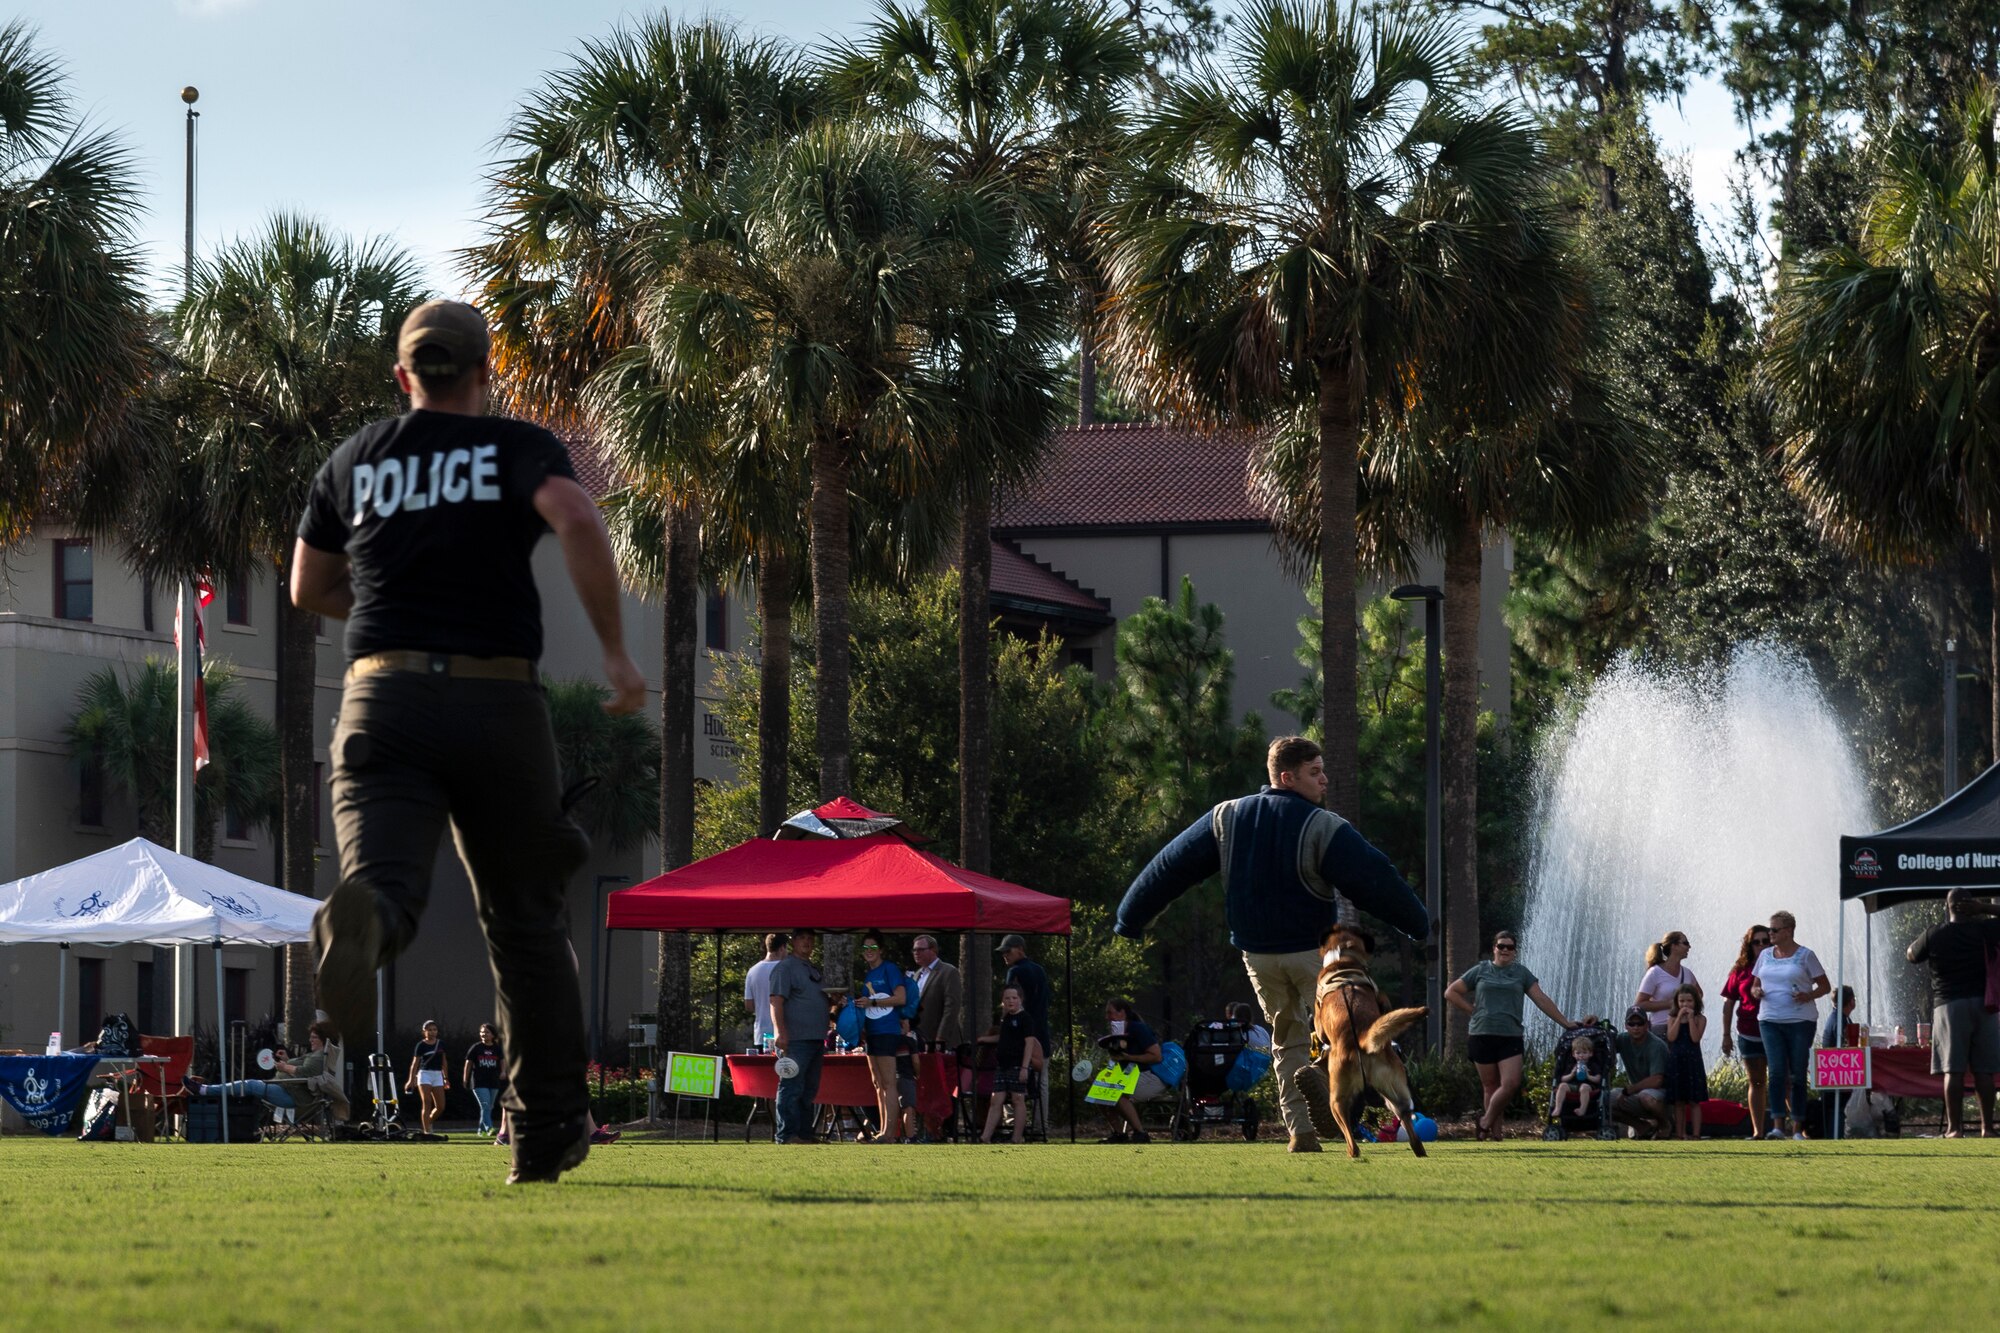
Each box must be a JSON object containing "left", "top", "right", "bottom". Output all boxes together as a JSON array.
[{"left": 0, "top": 838, "right": 318, "bottom": 1143}]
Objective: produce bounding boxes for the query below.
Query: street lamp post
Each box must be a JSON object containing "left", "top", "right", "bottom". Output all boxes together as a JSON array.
[
  {"left": 1944, "top": 638, "right": 1959, "bottom": 800},
  {"left": 174, "top": 85, "right": 201, "bottom": 1038},
  {"left": 1391, "top": 584, "right": 1445, "bottom": 1054}
]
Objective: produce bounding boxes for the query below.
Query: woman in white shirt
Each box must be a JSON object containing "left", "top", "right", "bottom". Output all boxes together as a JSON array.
[
  {"left": 1634, "top": 931, "right": 1702, "bottom": 1032},
  {"left": 1750, "top": 910, "right": 1831, "bottom": 1140}
]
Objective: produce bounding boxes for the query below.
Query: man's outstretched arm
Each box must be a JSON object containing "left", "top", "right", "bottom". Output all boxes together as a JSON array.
[
  {"left": 1114, "top": 814, "right": 1221, "bottom": 939},
  {"left": 1322, "top": 823, "right": 1430, "bottom": 941}
]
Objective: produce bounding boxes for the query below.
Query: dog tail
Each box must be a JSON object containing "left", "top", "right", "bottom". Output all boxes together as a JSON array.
[{"left": 1361, "top": 1006, "right": 1426, "bottom": 1055}]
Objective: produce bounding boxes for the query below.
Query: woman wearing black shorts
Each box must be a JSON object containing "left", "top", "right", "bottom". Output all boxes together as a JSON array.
[
  {"left": 1445, "top": 931, "right": 1593, "bottom": 1141},
  {"left": 857, "top": 932, "right": 910, "bottom": 1144}
]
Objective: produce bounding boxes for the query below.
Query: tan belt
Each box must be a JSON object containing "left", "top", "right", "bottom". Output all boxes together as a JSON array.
[{"left": 345, "top": 651, "right": 536, "bottom": 683}]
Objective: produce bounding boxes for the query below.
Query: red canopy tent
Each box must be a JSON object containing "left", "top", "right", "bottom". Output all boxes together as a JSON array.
[
  {"left": 604, "top": 834, "right": 1071, "bottom": 933},
  {"left": 604, "top": 799, "right": 1076, "bottom": 1138}
]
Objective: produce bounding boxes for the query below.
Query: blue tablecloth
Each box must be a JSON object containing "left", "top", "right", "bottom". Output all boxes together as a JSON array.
[{"left": 0, "top": 1054, "right": 101, "bottom": 1135}]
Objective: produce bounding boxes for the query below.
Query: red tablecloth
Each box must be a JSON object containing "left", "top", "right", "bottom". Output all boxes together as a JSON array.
[
  {"left": 726, "top": 1052, "right": 958, "bottom": 1114},
  {"left": 1869, "top": 1045, "right": 1983, "bottom": 1098}
]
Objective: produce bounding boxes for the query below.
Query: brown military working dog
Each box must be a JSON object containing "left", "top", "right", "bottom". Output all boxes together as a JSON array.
[{"left": 1306, "top": 926, "right": 1428, "bottom": 1159}]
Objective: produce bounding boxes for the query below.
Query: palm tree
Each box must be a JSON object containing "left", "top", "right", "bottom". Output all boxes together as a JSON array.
[
  {"left": 0, "top": 21, "right": 152, "bottom": 544},
  {"left": 119, "top": 215, "right": 424, "bottom": 1041},
  {"left": 544, "top": 677, "right": 663, "bottom": 853},
  {"left": 1767, "top": 82, "right": 2000, "bottom": 752},
  {"left": 1104, "top": 0, "right": 1550, "bottom": 823},
  {"left": 1253, "top": 183, "right": 1653, "bottom": 1045},
  {"left": 67, "top": 658, "right": 282, "bottom": 858},
  {"left": 831, "top": 0, "right": 1135, "bottom": 1011},
  {"left": 467, "top": 18, "right": 821, "bottom": 1051}
]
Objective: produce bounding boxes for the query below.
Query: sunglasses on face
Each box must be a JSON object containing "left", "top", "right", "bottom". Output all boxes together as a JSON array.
[{"left": 1495, "top": 943, "right": 1518, "bottom": 952}]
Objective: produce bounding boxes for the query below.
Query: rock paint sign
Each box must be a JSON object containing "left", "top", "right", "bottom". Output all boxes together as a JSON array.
[{"left": 1811, "top": 1047, "right": 1871, "bottom": 1090}]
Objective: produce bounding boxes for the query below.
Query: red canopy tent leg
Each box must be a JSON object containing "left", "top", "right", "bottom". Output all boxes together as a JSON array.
[{"left": 713, "top": 932, "right": 722, "bottom": 1144}]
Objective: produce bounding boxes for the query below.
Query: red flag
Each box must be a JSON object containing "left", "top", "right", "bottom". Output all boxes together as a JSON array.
[{"left": 172, "top": 575, "right": 215, "bottom": 772}]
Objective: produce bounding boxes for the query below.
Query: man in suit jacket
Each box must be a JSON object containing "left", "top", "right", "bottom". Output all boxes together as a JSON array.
[
  {"left": 910, "top": 936, "right": 964, "bottom": 1142},
  {"left": 912, "top": 935, "right": 964, "bottom": 1049}
]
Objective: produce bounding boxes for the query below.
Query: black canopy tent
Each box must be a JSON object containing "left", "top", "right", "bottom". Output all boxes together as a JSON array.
[
  {"left": 1829, "top": 762, "right": 2000, "bottom": 1136},
  {"left": 1839, "top": 761, "right": 2000, "bottom": 911}
]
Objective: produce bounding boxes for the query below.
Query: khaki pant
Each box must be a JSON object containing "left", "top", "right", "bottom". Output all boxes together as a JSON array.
[{"left": 1242, "top": 949, "right": 1322, "bottom": 1139}]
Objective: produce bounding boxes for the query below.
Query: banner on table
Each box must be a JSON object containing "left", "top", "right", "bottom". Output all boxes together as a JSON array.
[
  {"left": 1811, "top": 1047, "right": 1871, "bottom": 1090},
  {"left": 0, "top": 1054, "right": 101, "bottom": 1135},
  {"left": 1085, "top": 1062, "right": 1141, "bottom": 1105},
  {"left": 664, "top": 1051, "right": 722, "bottom": 1099}
]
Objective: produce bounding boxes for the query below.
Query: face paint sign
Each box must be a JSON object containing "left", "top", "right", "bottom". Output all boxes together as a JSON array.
[{"left": 351, "top": 444, "right": 502, "bottom": 523}]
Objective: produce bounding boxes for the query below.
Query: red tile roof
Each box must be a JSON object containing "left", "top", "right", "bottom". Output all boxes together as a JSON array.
[
  {"left": 989, "top": 541, "right": 1111, "bottom": 619},
  {"left": 559, "top": 431, "right": 623, "bottom": 499},
  {"left": 995, "top": 423, "right": 1269, "bottom": 532}
]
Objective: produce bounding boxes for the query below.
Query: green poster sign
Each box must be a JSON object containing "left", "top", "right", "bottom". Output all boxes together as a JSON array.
[{"left": 664, "top": 1051, "right": 722, "bottom": 1099}]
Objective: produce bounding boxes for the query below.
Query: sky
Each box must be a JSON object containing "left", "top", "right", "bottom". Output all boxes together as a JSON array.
[{"left": 14, "top": 0, "right": 1753, "bottom": 301}]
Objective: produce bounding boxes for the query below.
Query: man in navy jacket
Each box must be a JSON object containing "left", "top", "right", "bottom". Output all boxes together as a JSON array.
[{"left": 1115, "top": 736, "right": 1429, "bottom": 1151}]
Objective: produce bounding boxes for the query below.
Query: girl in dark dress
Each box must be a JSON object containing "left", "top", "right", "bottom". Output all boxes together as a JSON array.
[{"left": 1664, "top": 986, "right": 1709, "bottom": 1140}]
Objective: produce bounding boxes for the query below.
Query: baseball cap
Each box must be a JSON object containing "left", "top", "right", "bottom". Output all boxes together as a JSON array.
[
  {"left": 397, "top": 299, "right": 489, "bottom": 378},
  {"left": 996, "top": 933, "right": 1027, "bottom": 954},
  {"left": 1624, "top": 1007, "right": 1648, "bottom": 1026}
]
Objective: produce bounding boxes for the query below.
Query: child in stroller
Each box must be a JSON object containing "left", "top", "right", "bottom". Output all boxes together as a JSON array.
[{"left": 1544, "top": 1022, "right": 1614, "bottom": 1141}]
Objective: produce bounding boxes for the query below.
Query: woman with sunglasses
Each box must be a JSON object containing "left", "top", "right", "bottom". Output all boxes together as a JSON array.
[
  {"left": 856, "top": 931, "right": 909, "bottom": 1143},
  {"left": 1751, "top": 910, "right": 1830, "bottom": 1140},
  {"left": 1719, "top": 924, "right": 1773, "bottom": 1135},
  {"left": 1635, "top": 931, "right": 1702, "bottom": 1034},
  {"left": 1446, "top": 930, "right": 1593, "bottom": 1141}
]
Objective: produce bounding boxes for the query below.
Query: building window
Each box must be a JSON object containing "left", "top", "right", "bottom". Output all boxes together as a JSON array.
[
  {"left": 314, "top": 761, "right": 325, "bottom": 846},
  {"left": 223, "top": 966, "right": 249, "bottom": 1032},
  {"left": 135, "top": 960, "right": 157, "bottom": 1036},
  {"left": 1068, "top": 646, "right": 1095, "bottom": 672},
  {"left": 142, "top": 576, "right": 155, "bottom": 633},
  {"left": 224, "top": 801, "right": 250, "bottom": 843},
  {"left": 225, "top": 575, "right": 251, "bottom": 626},
  {"left": 78, "top": 759, "right": 105, "bottom": 827},
  {"left": 77, "top": 956, "right": 105, "bottom": 1042},
  {"left": 705, "top": 589, "right": 728, "bottom": 652},
  {"left": 53, "top": 539, "right": 93, "bottom": 621},
  {"left": 313, "top": 613, "right": 326, "bottom": 638}
]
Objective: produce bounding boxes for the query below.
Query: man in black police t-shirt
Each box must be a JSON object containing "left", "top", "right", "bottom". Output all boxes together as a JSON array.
[{"left": 291, "top": 299, "right": 645, "bottom": 1184}]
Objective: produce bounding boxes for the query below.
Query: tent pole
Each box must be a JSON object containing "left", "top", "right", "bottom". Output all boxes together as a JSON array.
[
  {"left": 1834, "top": 901, "right": 1845, "bottom": 1142},
  {"left": 56, "top": 943, "right": 68, "bottom": 1049},
  {"left": 1864, "top": 911, "right": 1873, "bottom": 1029},
  {"left": 713, "top": 932, "right": 722, "bottom": 1144},
  {"left": 215, "top": 941, "right": 229, "bottom": 1145},
  {"left": 1065, "top": 932, "right": 1074, "bottom": 1144}
]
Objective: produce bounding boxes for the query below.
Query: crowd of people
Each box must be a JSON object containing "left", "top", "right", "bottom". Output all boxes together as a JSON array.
[{"left": 752, "top": 926, "right": 1058, "bottom": 1145}]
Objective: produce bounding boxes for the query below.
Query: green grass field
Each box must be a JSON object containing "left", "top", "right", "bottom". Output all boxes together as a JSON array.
[{"left": 5, "top": 1134, "right": 1996, "bottom": 1329}]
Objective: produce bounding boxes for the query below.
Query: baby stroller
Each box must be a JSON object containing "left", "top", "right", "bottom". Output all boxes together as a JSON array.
[
  {"left": 1169, "top": 1018, "right": 1269, "bottom": 1142},
  {"left": 1543, "top": 1021, "right": 1616, "bottom": 1141}
]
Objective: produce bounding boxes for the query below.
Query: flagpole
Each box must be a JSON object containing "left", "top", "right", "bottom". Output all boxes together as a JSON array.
[{"left": 174, "top": 86, "right": 201, "bottom": 1038}]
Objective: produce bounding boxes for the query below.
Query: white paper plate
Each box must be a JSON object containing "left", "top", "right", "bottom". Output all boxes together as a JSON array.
[{"left": 256, "top": 1048, "right": 276, "bottom": 1071}]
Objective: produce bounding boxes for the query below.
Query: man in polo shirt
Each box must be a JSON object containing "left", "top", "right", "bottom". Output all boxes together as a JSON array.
[{"left": 292, "top": 300, "right": 646, "bottom": 1185}]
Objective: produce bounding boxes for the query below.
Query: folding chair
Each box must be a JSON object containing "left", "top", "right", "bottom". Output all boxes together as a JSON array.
[{"left": 128, "top": 1035, "right": 194, "bottom": 1139}]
